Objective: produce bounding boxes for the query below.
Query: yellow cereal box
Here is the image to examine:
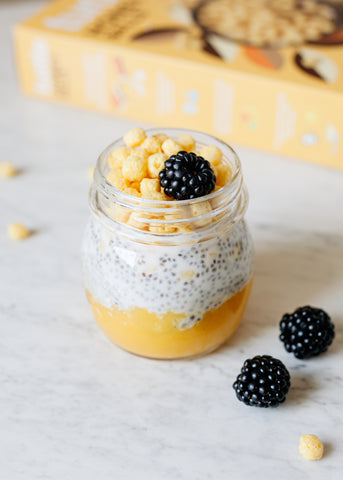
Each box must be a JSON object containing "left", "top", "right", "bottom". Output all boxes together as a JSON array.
[{"left": 14, "top": 0, "right": 343, "bottom": 169}]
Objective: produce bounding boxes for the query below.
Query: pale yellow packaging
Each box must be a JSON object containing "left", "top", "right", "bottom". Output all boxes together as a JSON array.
[{"left": 14, "top": 0, "right": 343, "bottom": 169}]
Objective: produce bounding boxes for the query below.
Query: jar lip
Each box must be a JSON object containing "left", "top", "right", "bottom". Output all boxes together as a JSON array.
[{"left": 94, "top": 127, "right": 242, "bottom": 211}]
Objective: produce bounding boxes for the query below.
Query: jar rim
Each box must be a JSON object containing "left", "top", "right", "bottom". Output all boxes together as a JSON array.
[{"left": 93, "top": 127, "right": 242, "bottom": 211}]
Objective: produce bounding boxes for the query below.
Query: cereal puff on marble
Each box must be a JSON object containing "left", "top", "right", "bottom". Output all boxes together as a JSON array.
[
  {"left": 0, "top": 162, "right": 17, "bottom": 178},
  {"left": 299, "top": 434, "right": 324, "bottom": 461},
  {"left": 8, "top": 223, "right": 31, "bottom": 240}
]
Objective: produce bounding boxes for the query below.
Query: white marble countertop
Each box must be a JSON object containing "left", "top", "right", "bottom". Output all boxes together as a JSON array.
[{"left": 1, "top": 2, "right": 343, "bottom": 479}]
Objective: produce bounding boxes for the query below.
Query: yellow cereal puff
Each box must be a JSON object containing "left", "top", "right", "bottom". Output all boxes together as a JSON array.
[
  {"left": 216, "top": 164, "right": 232, "bottom": 186},
  {"left": 162, "top": 138, "right": 181, "bottom": 156},
  {"left": 87, "top": 166, "right": 95, "bottom": 181},
  {"left": 190, "top": 201, "right": 212, "bottom": 227},
  {"left": 123, "top": 187, "right": 141, "bottom": 198},
  {"left": 134, "top": 148, "right": 150, "bottom": 160},
  {"left": 142, "top": 191, "right": 169, "bottom": 201},
  {"left": 122, "top": 155, "right": 147, "bottom": 182},
  {"left": 0, "top": 162, "right": 17, "bottom": 178},
  {"left": 165, "top": 212, "right": 182, "bottom": 221},
  {"left": 211, "top": 164, "right": 218, "bottom": 178},
  {"left": 299, "top": 434, "right": 324, "bottom": 461},
  {"left": 148, "top": 153, "right": 168, "bottom": 178},
  {"left": 8, "top": 223, "right": 30, "bottom": 240},
  {"left": 153, "top": 133, "right": 168, "bottom": 144},
  {"left": 200, "top": 145, "right": 223, "bottom": 165},
  {"left": 123, "top": 128, "right": 146, "bottom": 148},
  {"left": 175, "top": 224, "right": 193, "bottom": 233},
  {"left": 191, "top": 201, "right": 212, "bottom": 217},
  {"left": 107, "top": 170, "right": 127, "bottom": 190},
  {"left": 113, "top": 204, "right": 131, "bottom": 223},
  {"left": 127, "top": 212, "right": 150, "bottom": 230},
  {"left": 140, "top": 137, "right": 161, "bottom": 154},
  {"left": 177, "top": 134, "right": 196, "bottom": 152},
  {"left": 149, "top": 223, "right": 177, "bottom": 234},
  {"left": 140, "top": 178, "right": 160, "bottom": 196},
  {"left": 129, "top": 181, "right": 141, "bottom": 192},
  {"left": 108, "top": 146, "right": 131, "bottom": 169}
]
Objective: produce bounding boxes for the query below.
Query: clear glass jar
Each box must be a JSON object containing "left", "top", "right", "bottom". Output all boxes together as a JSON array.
[{"left": 82, "top": 128, "right": 254, "bottom": 359}]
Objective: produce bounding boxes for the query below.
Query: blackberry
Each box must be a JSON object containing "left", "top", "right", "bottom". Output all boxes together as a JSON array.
[
  {"left": 280, "top": 306, "right": 335, "bottom": 359},
  {"left": 159, "top": 151, "right": 216, "bottom": 200},
  {"left": 233, "top": 355, "right": 291, "bottom": 408}
]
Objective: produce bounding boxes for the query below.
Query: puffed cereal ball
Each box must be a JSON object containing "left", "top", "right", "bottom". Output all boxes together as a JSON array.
[
  {"left": 161, "top": 138, "right": 181, "bottom": 156},
  {"left": 124, "top": 186, "right": 141, "bottom": 197},
  {"left": 108, "top": 146, "right": 131, "bottom": 169},
  {"left": 7, "top": 223, "right": 31, "bottom": 240},
  {"left": 190, "top": 201, "right": 212, "bottom": 217},
  {"left": 200, "top": 145, "right": 223, "bottom": 165},
  {"left": 149, "top": 223, "right": 177, "bottom": 234},
  {"left": 177, "top": 134, "right": 196, "bottom": 152},
  {"left": 153, "top": 133, "right": 168, "bottom": 145},
  {"left": 127, "top": 212, "right": 151, "bottom": 230},
  {"left": 135, "top": 148, "right": 150, "bottom": 160},
  {"left": 130, "top": 181, "right": 141, "bottom": 192},
  {"left": 107, "top": 170, "right": 127, "bottom": 190},
  {"left": 0, "top": 162, "right": 17, "bottom": 178},
  {"left": 299, "top": 434, "right": 324, "bottom": 460},
  {"left": 190, "top": 201, "right": 212, "bottom": 227},
  {"left": 122, "top": 155, "right": 147, "bottom": 182},
  {"left": 123, "top": 128, "right": 146, "bottom": 148},
  {"left": 147, "top": 153, "right": 168, "bottom": 178},
  {"left": 142, "top": 191, "right": 169, "bottom": 201},
  {"left": 113, "top": 204, "right": 130, "bottom": 223},
  {"left": 140, "top": 178, "right": 161, "bottom": 197},
  {"left": 216, "top": 164, "right": 232, "bottom": 186},
  {"left": 140, "top": 137, "right": 161, "bottom": 154}
]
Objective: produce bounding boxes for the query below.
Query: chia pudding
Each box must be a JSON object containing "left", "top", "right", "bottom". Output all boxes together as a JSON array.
[
  {"left": 82, "top": 217, "right": 253, "bottom": 330},
  {"left": 81, "top": 128, "right": 254, "bottom": 359}
]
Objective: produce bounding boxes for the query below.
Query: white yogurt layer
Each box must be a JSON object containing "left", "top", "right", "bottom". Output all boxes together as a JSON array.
[{"left": 82, "top": 218, "right": 254, "bottom": 329}]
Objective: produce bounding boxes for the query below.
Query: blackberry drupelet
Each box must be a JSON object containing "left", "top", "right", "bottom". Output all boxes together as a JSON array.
[
  {"left": 233, "top": 355, "right": 291, "bottom": 408},
  {"left": 280, "top": 306, "right": 335, "bottom": 359},
  {"left": 159, "top": 151, "right": 216, "bottom": 200}
]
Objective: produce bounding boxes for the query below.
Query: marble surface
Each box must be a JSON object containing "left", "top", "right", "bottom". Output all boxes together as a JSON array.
[{"left": 1, "top": 2, "right": 343, "bottom": 479}]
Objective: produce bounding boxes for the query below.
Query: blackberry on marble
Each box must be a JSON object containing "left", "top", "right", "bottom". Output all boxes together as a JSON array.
[
  {"left": 280, "top": 306, "right": 335, "bottom": 359},
  {"left": 233, "top": 355, "right": 291, "bottom": 408},
  {"left": 159, "top": 151, "right": 216, "bottom": 200}
]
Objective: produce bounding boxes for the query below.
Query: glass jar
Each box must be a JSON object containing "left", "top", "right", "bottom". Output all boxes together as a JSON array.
[{"left": 82, "top": 128, "right": 254, "bottom": 359}]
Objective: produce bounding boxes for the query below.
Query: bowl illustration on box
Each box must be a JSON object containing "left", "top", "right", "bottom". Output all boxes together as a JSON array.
[
  {"left": 132, "top": 0, "right": 343, "bottom": 79},
  {"left": 193, "top": 0, "right": 341, "bottom": 48}
]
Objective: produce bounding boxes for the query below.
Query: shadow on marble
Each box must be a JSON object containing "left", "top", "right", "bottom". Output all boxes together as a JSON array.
[
  {"left": 217, "top": 237, "right": 343, "bottom": 353},
  {"left": 323, "top": 441, "right": 334, "bottom": 458},
  {"left": 324, "top": 319, "right": 343, "bottom": 357},
  {"left": 284, "top": 371, "right": 316, "bottom": 407},
  {"left": 28, "top": 228, "right": 41, "bottom": 238}
]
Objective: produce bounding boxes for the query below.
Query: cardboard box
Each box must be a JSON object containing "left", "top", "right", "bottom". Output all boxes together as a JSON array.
[{"left": 14, "top": 0, "right": 343, "bottom": 169}]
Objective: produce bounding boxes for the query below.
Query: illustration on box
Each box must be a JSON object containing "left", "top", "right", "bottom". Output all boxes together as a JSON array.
[
  {"left": 111, "top": 56, "right": 147, "bottom": 111},
  {"left": 133, "top": 0, "right": 343, "bottom": 82}
]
